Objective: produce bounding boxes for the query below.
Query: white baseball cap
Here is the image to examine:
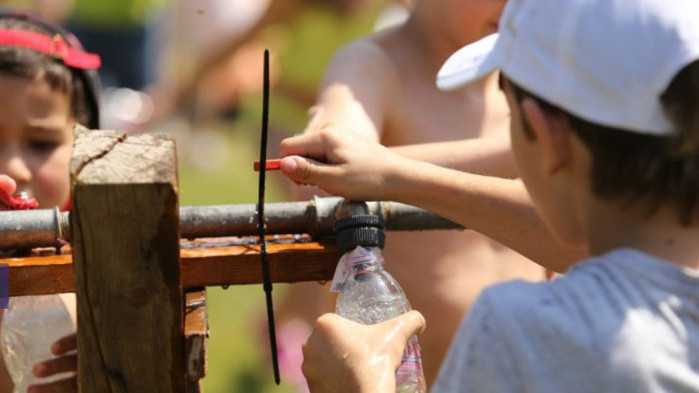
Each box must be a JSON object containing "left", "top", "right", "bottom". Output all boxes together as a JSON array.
[{"left": 436, "top": 0, "right": 699, "bottom": 135}]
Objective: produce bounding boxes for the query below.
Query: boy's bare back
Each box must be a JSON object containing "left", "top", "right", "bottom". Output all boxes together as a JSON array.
[{"left": 305, "top": 23, "right": 545, "bottom": 383}]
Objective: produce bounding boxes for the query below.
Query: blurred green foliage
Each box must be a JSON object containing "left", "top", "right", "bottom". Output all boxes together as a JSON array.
[{"left": 179, "top": 128, "right": 294, "bottom": 393}]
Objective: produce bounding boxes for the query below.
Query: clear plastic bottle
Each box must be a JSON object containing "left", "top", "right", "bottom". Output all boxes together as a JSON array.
[
  {"left": 332, "top": 216, "right": 426, "bottom": 393},
  {"left": 1, "top": 294, "right": 76, "bottom": 393}
]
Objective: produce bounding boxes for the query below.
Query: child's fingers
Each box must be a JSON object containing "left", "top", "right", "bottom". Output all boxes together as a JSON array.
[
  {"left": 0, "top": 176, "right": 16, "bottom": 211},
  {"left": 27, "top": 375, "right": 77, "bottom": 393},
  {"left": 33, "top": 354, "right": 77, "bottom": 378},
  {"left": 280, "top": 156, "right": 343, "bottom": 186},
  {"left": 280, "top": 126, "right": 345, "bottom": 160},
  {"left": 51, "top": 334, "right": 77, "bottom": 355},
  {"left": 280, "top": 133, "right": 328, "bottom": 161},
  {"left": 388, "top": 310, "right": 426, "bottom": 342},
  {"left": 0, "top": 175, "right": 16, "bottom": 195},
  {"left": 379, "top": 311, "right": 426, "bottom": 368}
]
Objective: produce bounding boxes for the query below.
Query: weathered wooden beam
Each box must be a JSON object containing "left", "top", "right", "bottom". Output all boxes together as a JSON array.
[
  {"left": 3, "top": 241, "right": 340, "bottom": 297},
  {"left": 5, "top": 252, "right": 74, "bottom": 296},
  {"left": 70, "top": 129, "right": 185, "bottom": 393},
  {"left": 180, "top": 241, "right": 340, "bottom": 287}
]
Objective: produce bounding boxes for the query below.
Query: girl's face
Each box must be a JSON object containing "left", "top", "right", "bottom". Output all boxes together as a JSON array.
[{"left": 0, "top": 74, "right": 74, "bottom": 209}]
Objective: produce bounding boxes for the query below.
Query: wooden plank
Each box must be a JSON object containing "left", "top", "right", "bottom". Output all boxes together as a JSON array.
[
  {"left": 180, "top": 241, "right": 340, "bottom": 287},
  {"left": 185, "top": 289, "right": 208, "bottom": 393},
  {"left": 70, "top": 129, "right": 185, "bottom": 393},
  {"left": 5, "top": 253, "right": 73, "bottom": 296},
  {"left": 3, "top": 242, "right": 340, "bottom": 297}
]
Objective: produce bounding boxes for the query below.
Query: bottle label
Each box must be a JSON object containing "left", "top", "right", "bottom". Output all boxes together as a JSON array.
[
  {"left": 396, "top": 337, "right": 424, "bottom": 385},
  {"left": 330, "top": 260, "right": 349, "bottom": 292},
  {"left": 330, "top": 247, "right": 376, "bottom": 292}
]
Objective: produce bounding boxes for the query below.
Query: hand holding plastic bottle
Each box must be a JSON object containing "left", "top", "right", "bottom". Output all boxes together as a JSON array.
[
  {"left": 28, "top": 333, "right": 77, "bottom": 393},
  {"left": 301, "top": 311, "right": 425, "bottom": 393},
  {"left": 0, "top": 178, "right": 78, "bottom": 393}
]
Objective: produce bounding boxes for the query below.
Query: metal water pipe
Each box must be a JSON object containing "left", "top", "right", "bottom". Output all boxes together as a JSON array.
[{"left": 0, "top": 197, "right": 462, "bottom": 249}]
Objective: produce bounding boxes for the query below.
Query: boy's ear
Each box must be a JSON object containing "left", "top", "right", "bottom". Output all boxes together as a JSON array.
[{"left": 520, "top": 98, "right": 571, "bottom": 176}]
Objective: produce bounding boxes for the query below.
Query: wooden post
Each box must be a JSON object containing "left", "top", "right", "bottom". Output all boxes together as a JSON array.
[{"left": 70, "top": 127, "right": 185, "bottom": 393}]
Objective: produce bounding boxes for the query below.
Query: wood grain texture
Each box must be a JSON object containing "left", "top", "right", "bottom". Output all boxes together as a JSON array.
[
  {"left": 71, "top": 130, "right": 185, "bottom": 393},
  {"left": 5, "top": 253, "right": 74, "bottom": 296},
  {"left": 3, "top": 242, "right": 341, "bottom": 297},
  {"left": 180, "top": 241, "right": 341, "bottom": 287}
]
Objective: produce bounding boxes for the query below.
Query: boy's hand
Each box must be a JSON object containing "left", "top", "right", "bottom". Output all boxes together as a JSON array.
[
  {"left": 28, "top": 334, "right": 77, "bottom": 393},
  {"left": 301, "top": 311, "right": 425, "bottom": 393},
  {"left": 280, "top": 126, "right": 408, "bottom": 201}
]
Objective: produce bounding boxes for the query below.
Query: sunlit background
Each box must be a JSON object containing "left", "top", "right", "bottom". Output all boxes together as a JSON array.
[{"left": 3, "top": 0, "right": 409, "bottom": 391}]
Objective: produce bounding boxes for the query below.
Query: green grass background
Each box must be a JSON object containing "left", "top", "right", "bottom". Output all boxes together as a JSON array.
[{"left": 179, "top": 129, "right": 296, "bottom": 393}]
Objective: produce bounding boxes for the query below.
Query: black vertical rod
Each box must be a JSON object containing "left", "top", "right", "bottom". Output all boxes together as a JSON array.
[{"left": 257, "top": 49, "right": 280, "bottom": 384}]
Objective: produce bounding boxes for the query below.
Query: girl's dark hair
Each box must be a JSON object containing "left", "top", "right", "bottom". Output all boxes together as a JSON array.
[
  {"left": 506, "top": 60, "right": 699, "bottom": 225},
  {"left": 0, "top": 17, "right": 91, "bottom": 126}
]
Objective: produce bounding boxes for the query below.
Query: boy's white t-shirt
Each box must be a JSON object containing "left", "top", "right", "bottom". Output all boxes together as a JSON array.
[{"left": 432, "top": 248, "right": 699, "bottom": 393}]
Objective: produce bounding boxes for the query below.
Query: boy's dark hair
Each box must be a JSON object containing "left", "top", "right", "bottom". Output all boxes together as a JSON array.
[
  {"left": 505, "top": 60, "right": 699, "bottom": 225},
  {"left": 0, "top": 16, "right": 93, "bottom": 127}
]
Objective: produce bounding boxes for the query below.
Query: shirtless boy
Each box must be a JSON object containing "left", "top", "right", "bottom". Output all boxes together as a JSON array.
[{"left": 291, "top": 0, "right": 544, "bottom": 383}]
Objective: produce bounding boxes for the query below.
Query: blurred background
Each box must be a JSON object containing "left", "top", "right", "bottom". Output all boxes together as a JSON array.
[{"left": 3, "top": 0, "right": 410, "bottom": 392}]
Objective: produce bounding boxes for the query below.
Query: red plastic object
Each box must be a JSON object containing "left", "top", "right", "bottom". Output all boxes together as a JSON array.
[
  {"left": 0, "top": 190, "right": 39, "bottom": 210},
  {"left": 254, "top": 159, "right": 282, "bottom": 172}
]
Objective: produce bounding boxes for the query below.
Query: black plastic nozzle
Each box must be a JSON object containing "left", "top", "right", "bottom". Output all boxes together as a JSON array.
[{"left": 334, "top": 215, "right": 386, "bottom": 253}]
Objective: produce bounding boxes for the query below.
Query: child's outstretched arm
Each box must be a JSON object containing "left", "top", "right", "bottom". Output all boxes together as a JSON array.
[
  {"left": 280, "top": 127, "right": 587, "bottom": 273},
  {"left": 391, "top": 137, "right": 519, "bottom": 178}
]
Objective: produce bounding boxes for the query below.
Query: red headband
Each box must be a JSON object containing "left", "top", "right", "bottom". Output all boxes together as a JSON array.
[{"left": 0, "top": 29, "right": 100, "bottom": 69}]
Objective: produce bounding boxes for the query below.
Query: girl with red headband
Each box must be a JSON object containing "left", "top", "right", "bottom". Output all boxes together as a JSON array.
[{"left": 0, "top": 8, "right": 101, "bottom": 393}]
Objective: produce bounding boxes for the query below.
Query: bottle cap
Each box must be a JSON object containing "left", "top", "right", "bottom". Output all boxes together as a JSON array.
[{"left": 334, "top": 215, "right": 385, "bottom": 253}]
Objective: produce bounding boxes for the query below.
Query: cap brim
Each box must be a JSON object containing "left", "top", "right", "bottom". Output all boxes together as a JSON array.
[{"left": 436, "top": 34, "right": 502, "bottom": 91}]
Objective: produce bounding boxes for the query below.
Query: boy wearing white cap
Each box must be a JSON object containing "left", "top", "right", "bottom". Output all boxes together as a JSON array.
[
  {"left": 279, "top": 0, "right": 699, "bottom": 391},
  {"left": 282, "top": 0, "right": 547, "bottom": 385}
]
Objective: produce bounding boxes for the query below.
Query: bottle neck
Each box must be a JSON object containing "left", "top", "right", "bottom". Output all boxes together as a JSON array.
[{"left": 344, "top": 246, "right": 384, "bottom": 275}]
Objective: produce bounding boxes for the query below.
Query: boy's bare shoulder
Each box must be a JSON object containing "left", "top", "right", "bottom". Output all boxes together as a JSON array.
[{"left": 321, "top": 30, "right": 401, "bottom": 90}]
